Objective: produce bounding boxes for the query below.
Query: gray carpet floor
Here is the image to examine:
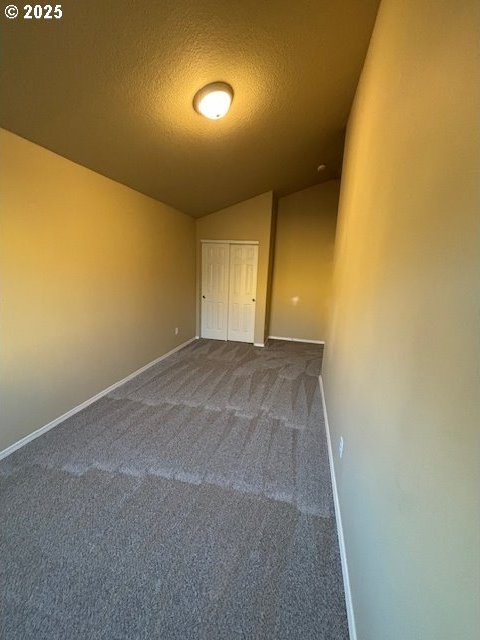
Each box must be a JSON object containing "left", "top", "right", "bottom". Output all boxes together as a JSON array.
[{"left": 0, "top": 339, "right": 348, "bottom": 639}]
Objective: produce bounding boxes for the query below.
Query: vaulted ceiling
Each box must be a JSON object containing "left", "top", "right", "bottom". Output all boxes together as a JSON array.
[{"left": 1, "top": 0, "right": 379, "bottom": 216}]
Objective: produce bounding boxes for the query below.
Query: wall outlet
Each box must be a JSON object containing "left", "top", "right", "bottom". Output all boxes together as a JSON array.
[
  {"left": 339, "top": 436, "right": 344, "bottom": 459},
  {"left": 174, "top": 327, "right": 179, "bottom": 335}
]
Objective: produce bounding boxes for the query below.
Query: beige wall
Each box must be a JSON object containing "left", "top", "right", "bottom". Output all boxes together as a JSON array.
[
  {"left": 195, "top": 192, "right": 274, "bottom": 345},
  {"left": 269, "top": 181, "right": 339, "bottom": 341},
  {"left": 1, "top": 129, "right": 196, "bottom": 451},
  {"left": 323, "top": 1, "right": 480, "bottom": 639}
]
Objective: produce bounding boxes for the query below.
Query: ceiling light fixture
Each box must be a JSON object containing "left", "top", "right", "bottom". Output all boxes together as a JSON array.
[{"left": 193, "top": 82, "right": 234, "bottom": 120}]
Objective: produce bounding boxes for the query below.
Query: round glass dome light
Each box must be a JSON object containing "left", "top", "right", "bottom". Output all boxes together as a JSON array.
[{"left": 193, "top": 82, "right": 234, "bottom": 120}]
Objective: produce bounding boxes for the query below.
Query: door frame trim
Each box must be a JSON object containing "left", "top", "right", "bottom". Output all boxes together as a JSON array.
[{"left": 200, "top": 239, "right": 259, "bottom": 245}]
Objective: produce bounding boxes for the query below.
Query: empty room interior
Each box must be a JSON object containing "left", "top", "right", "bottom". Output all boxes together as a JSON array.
[{"left": 1, "top": 1, "right": 479, "bottom": 639}]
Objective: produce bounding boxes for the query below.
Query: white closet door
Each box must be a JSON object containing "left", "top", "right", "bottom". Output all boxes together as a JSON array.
[
  {"left": 227, "top": 244, "right": 258, "bottom": 343},
  {"left": 201, "top": 243, "right": 230, "bottom": 340}
]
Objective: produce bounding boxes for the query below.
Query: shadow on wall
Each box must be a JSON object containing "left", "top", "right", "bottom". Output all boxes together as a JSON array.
[{"left": 269, "top": 180, "right": 340, "bottom": 343}]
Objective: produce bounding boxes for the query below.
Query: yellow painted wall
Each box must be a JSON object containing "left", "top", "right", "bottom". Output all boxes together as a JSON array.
[
  {"left": 195, "top": 192, "right": 274, "bottom": 345},
  {"left": 323, "top": 1, "right": 480, "bottom": 638},
  {"left": 269, "top": 181, "right": 339, "bottom": 341},
  {"left": 0, "top": 129, "right": 196, "bottom": 451}
]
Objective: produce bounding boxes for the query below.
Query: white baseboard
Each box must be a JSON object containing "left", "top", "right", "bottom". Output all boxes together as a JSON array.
[
  {"left": 253, "top": 342, "right": 265, "bottom": 348},
  {"left": 319, "top": 375, "right": 357, "bottom": 640},
  {"left": 268, "top": 335, "right": 325, "bottom": 345},
  {"left": 0, "top": 337, "right": 198, "bottom": 462}
]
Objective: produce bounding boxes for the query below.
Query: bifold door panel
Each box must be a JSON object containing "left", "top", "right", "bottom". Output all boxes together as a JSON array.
[
  {"left": 201, "top": 242, "right": 258, "bottom": 343},
  {"left": 201, "top": 243, "right": 229, "bottom": 340},
  {"left": 227, "top": 244, "right": 258, "bottom": 343}
]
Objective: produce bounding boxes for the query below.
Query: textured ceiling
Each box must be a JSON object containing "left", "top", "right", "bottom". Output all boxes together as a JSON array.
[{"left": 1, "top": 0, "right": 379, "bottom": 216}]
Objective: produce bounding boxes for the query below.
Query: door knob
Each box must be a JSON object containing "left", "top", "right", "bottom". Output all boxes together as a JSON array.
[
  {"left": 202, "top": 295, "right": 206, "bottom": 299},
  {"left": 252, "top": 298, "right": 256, "bottom": 302}
]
